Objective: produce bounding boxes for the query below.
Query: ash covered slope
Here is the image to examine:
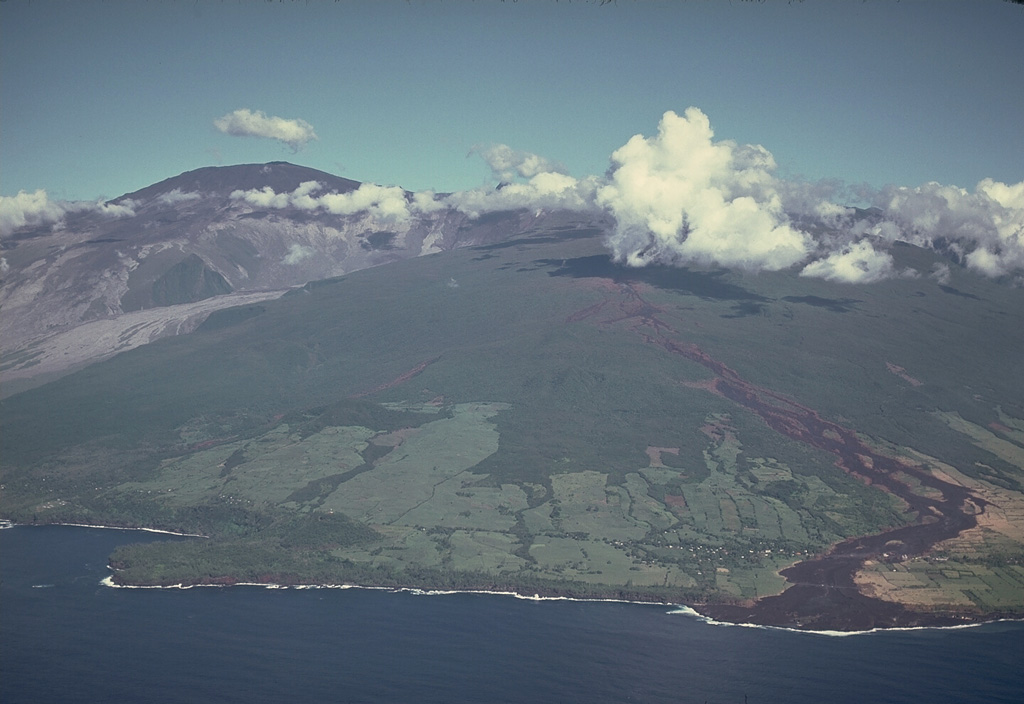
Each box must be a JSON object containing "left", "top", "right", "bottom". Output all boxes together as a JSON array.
[{"left": 0, "top": 162, "right": 555, "bottom": 392}]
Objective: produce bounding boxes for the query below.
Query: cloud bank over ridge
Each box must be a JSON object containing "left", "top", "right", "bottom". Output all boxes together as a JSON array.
[
  {"left": 0, "top": 189, "right": 136, "bottom": 238},
  {"left": 223, "top": 107, "right": 1024, "bottom": 285},
  {"left": 861, "top": 179, "right": 1024, "bottom": 278},
  {"left": 588, "top": 109, "right": 1022, "bottom": 284},
  {"left": 6, "top": 107, "right": 1020, "bottom": 286},
  {"left": 230, "top": 180, "right": 443, "bottom": 222}
]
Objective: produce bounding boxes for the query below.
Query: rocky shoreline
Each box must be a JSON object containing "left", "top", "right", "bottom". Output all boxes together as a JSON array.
[{"left": 100, "top": 558, "right": 1016, "bottom": 634}]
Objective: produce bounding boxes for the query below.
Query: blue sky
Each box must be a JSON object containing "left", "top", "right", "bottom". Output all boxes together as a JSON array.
[{"left": 2, "top": 0, "right": 1022, "bottom": 202}]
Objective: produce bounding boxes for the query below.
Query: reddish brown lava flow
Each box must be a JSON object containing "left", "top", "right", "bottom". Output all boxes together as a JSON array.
[
  {"left": 572, "top": 281, "right": 993, "bottom": 630},
  {"left": 352, "top": 356, "right": 441, "bottom": 399}
]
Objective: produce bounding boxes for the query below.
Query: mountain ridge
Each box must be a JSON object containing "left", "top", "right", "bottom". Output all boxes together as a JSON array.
[
  {"left": 1, "top": 162, "right": 579, "bottom": 394},
  {"left": 113, "top": 162, "right": 363, "bottom": 203}
]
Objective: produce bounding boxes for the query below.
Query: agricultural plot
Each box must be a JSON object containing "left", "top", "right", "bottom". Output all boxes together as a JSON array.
[
  {"left": 856, "top": 559, "right": 1024, "bottom": 612},
  {"left": 447, "top": 530, "right": 529, "bottom": 573},
  {"left": 549, "top": 471, "right": 648, "bottom": 541},
  {"left": 527, "top": 536, "right": 693, "bottom": 588},
  {"left": 648, "top": 413, "right": 859, "bottom": 550},
  {"left": 933, "top": 410, "right": 1024, "bottom": 471},
  {"left": 318, "top": 402, "right": 510, "bottom": 524},
  {"left": 114, "top": 424, "right": 374, "bottom": 506},
  {"left": 621, "top": 473, "right": 676, "bottom": 532}
]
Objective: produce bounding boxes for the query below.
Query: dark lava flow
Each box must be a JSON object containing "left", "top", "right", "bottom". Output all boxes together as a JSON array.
[{"left": 576, "top": 281, "right": 992, "bottom": 630}]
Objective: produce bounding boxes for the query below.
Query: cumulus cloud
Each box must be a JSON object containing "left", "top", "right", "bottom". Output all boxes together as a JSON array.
[
  {"left": 156, "top": 189, "right": 201, "bottom": 205},
  {"left": 230, "top": 180, "right": 436, "bottom": 222},
  {"left": 471, "top": 144, "right": 568, "bottom": 183},
  {"left": 596, "top": 108, "right": 811, "bottom": 271},
  {"left": 799, "top": 240, "right": 896, "bottom": 284},
  {"left": 214, "top": 109, "right": 318, "bottom": 152},
  {"left": 0, "top": 190, "right": 136, "bottom": 238}
]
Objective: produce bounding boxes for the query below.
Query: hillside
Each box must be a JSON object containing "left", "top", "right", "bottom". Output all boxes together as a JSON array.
[
  {"left": 2, "top": 218, "right": 1022, "bottom": 630},
  {"left": 0, "top": 163, "right": 556, "bottom": 395}
]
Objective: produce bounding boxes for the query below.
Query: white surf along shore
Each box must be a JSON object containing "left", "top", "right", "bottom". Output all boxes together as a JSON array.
[
  {"left": 96, "top": 573, "right": 1020, "bottom": 638},
  {"left": 7, "top": 520, "right": 1014, "bottom": 637}
]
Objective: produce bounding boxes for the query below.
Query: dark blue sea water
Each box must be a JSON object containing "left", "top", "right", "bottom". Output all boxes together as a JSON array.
[{"left": 2, "top": 526, "right": 1022, "bottom": 704}]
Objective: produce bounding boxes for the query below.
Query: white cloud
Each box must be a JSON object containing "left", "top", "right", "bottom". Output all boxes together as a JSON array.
[
  {"left": 283, "top": 243, "right": 315, "bottom": 265},
  {"left": 8, "top": 105, "right": 1021, "bottom": 288},
  {"left": 471, "top": 144, "right": 568, "bottom": 182},
  {"left": 93, "top": 199, "right": 137, "bottom": 218},
  {"left": 230, "top": 185, "right": 292, "bottom": 209},
  {"left": 800, "top": 240, "right": 895, "bottom": 284},
  {"left": 411, "top": 190, "right": 446, "bottom": 215},
  {"left": 156, "top": 189, "right": 201, "bottom": 205},
  {"left": 775, "top": 178, "right": 855, "bottom": 227},
  {"left": 596, "top": 108, "right": 811, "bottom": 271},
  {"left": 231, "top": 181, "right": 427, "bottom": 222},
  {"left": 439, "top": 145, "right": 599, "bottom": 217},
  {"left": 591, "top": 109, "right": 1024, "bottom": 282},
  {"left": 964, "top": 246, "right": 1005, "bottom": 277},
  {"left": 445, "top": 172, "right": 600, "bottom": 218},
  {"left": 0, "top": 189, "right": 68, "bottom": 237},
  {"left": 286, "top": 181, "right": 323, "bottom": 211},
  {"left": 863, "top": 178, "right": 1024, "bottom": 277},
  {"left": 214, "top": 109, "right": 318, "bottom": 152},
  {"left": 0, "top": 190, "right": 135, "bottom": 238},
  {"left": 318, "top": 184, "right": 412, "bottom": 220},
  {"left": 930, "top": 263, "right": 952, "bottom": 285}
]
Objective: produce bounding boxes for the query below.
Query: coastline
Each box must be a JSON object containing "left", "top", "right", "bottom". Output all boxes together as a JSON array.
[
  {"left": 8, "top": 520, "right": 1019, "bottom": 635},
  {"left": 98, "top": 569, "right": 1022, "bottom": 637},
  {"left": 0, "top": 519, "right": 208, "bottom": 538},
  {"left": 51, "top": 521, "right": 208, "bottom": 538}
]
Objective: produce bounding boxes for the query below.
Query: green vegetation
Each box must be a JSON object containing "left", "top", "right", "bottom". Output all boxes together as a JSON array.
[
  {"left": 2, "top": 224, "right": 1023, "bottom": 611},
  {"left": 858, "top": 558, "right": 1024, "bottom": 614}
]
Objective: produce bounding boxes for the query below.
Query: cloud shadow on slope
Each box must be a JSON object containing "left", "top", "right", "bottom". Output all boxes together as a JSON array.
[
  {"left": 781, "top": 295, "right": 862, "bottom": 313},
  {"left": 535, "top": 254, "right": 769, "bottom": 302}
]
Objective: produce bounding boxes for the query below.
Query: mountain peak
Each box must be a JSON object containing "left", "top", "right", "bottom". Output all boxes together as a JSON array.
[{"left": 117, "top": 162, "right": 362, "bottom": 203}]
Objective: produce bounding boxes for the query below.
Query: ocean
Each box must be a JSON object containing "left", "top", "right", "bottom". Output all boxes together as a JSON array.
[{"left": 2, "top": 525, "right": 1022, "bottom": 704}]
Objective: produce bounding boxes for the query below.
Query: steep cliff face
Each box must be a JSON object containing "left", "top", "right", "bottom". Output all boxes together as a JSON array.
[{"left": 0, "top": 162, "right": 584, "bottom": 393}]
